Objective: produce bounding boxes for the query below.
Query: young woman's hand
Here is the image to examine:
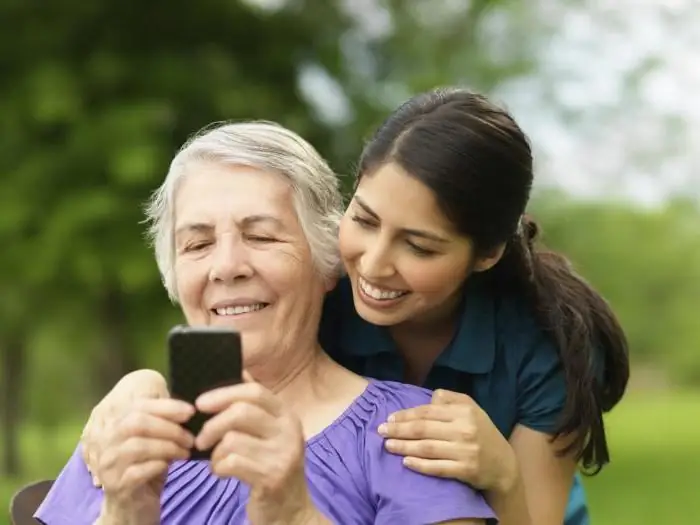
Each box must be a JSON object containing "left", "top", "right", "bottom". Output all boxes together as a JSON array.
[
  {"left": 82, "top": 369, "right": 170, "bottom": 486},
  {"left": 195, "top": 372, "right": 325, "bottom": 525},
  {"left": 97, "top": 398, "right": 194, "bottom": 524},
  {"left": 379, "top": 389, "right": 519, "bottom": 494}
]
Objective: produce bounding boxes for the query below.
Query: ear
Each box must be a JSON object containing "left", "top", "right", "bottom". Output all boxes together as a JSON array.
[{"left": 472, "top": 243, "right": 506, "bottom": 273}]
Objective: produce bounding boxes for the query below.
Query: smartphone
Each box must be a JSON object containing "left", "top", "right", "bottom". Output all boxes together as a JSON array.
[{"left": 167, "top": 325, "right": 243, "bottom": 460}]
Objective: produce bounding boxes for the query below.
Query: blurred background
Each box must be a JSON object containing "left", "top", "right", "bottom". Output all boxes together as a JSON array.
[{"left": 1, "top": 0, "right": 698, "bottom": 523}]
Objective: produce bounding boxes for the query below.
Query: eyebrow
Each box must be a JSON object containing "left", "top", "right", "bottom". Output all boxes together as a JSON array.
[
  {"left": 174, "top": 222, "right": 213, "bottom": 238},
  {"left": 241, "top": 214, "right": 284, "bottom": 229},
  {"left": 353, "top": 195, "right": 450, "bottom": 243},
  {"left": 174, "top": 214, "right": 284, "bottom": 238}
]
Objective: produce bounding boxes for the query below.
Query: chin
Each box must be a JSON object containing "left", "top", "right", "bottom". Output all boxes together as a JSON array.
[{"left": 354, "top": 303, "right": 406, "bottom": 327}]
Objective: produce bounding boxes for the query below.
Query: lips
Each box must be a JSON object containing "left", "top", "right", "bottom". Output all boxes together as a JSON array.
[
  {"left": 358, "top": 277, "right": 409, "bottom": 301},
  {"left": 210, "top": 298, "right": 270, "bottom": 317},
  {"left": 213, "top": 303, "right": 268, "bottom": 316}
]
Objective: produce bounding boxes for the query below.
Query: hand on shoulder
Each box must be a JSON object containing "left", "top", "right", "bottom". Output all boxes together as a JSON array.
[{"left": 378, "top": 388, "right": 519, "bottom": 494}]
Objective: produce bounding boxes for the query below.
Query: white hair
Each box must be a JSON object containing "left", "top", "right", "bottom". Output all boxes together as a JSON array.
[{"left": 145, "top": 120, "right": 344, "bottom": 301}]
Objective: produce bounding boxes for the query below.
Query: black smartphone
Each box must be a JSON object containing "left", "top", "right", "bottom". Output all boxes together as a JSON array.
[{"left": 167, "top": 325, "right": 243, "bottom": 460}]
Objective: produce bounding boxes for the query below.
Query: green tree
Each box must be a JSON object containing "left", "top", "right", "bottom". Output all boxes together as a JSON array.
[{"left": 0, "top": 0, "right": 353, "bottom": 476}]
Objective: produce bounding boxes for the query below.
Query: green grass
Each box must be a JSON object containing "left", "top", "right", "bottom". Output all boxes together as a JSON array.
[
  {"left": 584, "top": 390, "right": 700, "bottom": 524},
  {"left": 2, "top": 391, "right": 699, "bottom": 524}
]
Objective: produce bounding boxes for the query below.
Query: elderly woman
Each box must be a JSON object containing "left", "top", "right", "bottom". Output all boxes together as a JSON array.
[{"left": 35, "top": 121, "right": 494, "bottom": 525}]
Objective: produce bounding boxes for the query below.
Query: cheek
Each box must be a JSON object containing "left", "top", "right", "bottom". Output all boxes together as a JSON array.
[
  {"left": 338, "top": 217, "right": 363, "bottom": 262},
  {"left": 174, "top": 260, "right": 206, "bottom": 309},
  {"left": 400, "top": 258, "right": 469, "bottom": 295},
  {"left": 252, "top": 248, "right": 308, "bottom": 292}
]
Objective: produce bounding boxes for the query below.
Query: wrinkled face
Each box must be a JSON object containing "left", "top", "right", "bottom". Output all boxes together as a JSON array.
[
  {"left": 173, "top": 161, "right": 327, "bottom": 367},
  {"left": 339, "top": 162, "right": 477, "bottom": 327}
]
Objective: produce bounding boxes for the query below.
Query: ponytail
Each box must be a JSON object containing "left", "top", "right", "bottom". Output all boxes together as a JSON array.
[{"left": 490, "top": 215, "right": 630, "bottom": 473}]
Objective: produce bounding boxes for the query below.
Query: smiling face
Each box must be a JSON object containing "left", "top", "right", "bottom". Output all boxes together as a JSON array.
[
  {"left": 339, "top": 162, "right": 494, "bottom": 327},
  {"left": 173, "top": 161, "right": 327, "bottom": 368}
]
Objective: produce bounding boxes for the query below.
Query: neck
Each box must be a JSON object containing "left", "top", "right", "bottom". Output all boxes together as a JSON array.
[
  {"left": 247, "top": 345, "right": 366, "bottom": 438},
  {"left": 247, "top": 342, "right": 322, "bottom": 395},
  {"left": 388, "top": 290, "right": 463, "bottom": 384}
]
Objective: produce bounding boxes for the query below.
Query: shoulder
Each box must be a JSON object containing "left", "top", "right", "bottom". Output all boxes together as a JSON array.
[
  {"left": 494, "top": 293, "right": 567, "bottom": 431},
  {"left": 354, "top": 381, "right": 433, "bottom": 458},
  {"left": 494, "top": 292, "right": 553, "bottom": 357},
  {"left": 484, "top": 289, "right": 564, "bottom": 384},
  {"left": 343, "top": 380, "right": 433, "bottom": 435},
  {"left": 365, "top": 380, "right": 434, "bottom": 410},
  {"left": 357, "top": 382, "right": 496, "bottom": 523}
]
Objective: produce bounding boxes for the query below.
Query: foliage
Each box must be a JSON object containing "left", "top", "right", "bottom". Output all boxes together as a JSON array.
[{"left": 532, "top": 191, "right": 700, "bottom": 384}]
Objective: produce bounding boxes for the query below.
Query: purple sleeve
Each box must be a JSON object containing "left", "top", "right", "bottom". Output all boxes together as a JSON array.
[
  {"left": 364, "top": 393, "right": 496, "bottom": 524},
  {"left": 34, "top": 445, "right": 103, "bottom": 525}
]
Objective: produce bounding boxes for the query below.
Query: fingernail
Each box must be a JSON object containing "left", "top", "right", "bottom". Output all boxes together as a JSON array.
[
  {"left": 92, "top": 475, "right": 100, "bottom": 487},
  {"left": 385, "top": 439, "right": 397, "bottom": 450},
  {"left": 195, "top": 393, "right": 211, "bottom": 408},
  {"left": 377, "top": 424, "right": 388, "bottom": 436},
  {"left": 387, "top": 413, "right": 396, "bottom": 423}
]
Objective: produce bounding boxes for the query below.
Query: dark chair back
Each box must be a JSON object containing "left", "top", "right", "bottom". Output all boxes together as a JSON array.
[{"left": 9, "top": 479, "right": 53, "bottom": 525}]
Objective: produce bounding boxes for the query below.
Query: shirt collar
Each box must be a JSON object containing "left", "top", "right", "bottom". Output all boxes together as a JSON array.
[{"left": 436, "top": 278, "right": 496, "bottom": 374}]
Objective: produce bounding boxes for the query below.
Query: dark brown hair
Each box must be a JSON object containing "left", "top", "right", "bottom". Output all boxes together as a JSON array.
[{"left": 357, "top": 87, "right": 629, "bottom": 472}]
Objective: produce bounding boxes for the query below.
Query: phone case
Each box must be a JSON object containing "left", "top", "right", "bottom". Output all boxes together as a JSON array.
[{"left": 168, "top": 326, "right": 243, "bottom": 460}]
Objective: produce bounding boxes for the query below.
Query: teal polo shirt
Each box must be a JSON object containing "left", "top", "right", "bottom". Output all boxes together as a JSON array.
[{"left": 320, "top": 276, "right": 589, "bottom": 525}]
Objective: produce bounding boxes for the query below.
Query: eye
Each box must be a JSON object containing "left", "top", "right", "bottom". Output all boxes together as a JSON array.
[
  {"left": 352, "top": 215, "right": 376, "bottom": 229},
  {"left": 246, "top": 235, "right": 277, "bottom": 243},
  {"left": 407, "top": 241, "right": 437, "bottom": 257},
  {"left": 184, "top": 241, "right": 211, "bottom": 253}
]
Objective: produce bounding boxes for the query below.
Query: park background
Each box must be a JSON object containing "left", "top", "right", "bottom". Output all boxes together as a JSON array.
[{"left": 1, "top": 1, "right": 699, "bottom": 523}]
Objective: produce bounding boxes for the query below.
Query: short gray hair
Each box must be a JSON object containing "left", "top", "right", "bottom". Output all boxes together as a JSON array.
[{"left": 146, "top": 120, "right": 344, "bottom": 301}]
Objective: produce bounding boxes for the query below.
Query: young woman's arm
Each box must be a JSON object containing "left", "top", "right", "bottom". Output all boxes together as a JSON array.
[{"left": 485, "top": 427, "right": 577, "bottom": 525}]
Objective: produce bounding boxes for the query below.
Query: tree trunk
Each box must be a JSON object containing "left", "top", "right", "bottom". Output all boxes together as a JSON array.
[
  {"left": 94, "top": 286, "right": 137, "bottom": 398},
  {"left": 1, "top": 333, "right": 26, "bottom": 477}
]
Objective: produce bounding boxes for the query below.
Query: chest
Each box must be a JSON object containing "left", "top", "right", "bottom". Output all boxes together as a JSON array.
[{"left": 158, "top": 447, "right": 377, "bottom": 525}]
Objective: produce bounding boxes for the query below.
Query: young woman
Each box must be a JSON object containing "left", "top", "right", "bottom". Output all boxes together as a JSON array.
[{"left": 79, "top": 88, "right": 629, "bottom": 525}]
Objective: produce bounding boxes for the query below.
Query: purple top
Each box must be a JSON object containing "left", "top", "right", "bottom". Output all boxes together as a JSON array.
[{"left": 36, "top": 380, "right": 495, "bottom": 524}]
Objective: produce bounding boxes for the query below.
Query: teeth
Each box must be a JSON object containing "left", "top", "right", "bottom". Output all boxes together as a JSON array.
[
  {"left": 359, "top": 278, "right": 406, "bottom": 300},
  {"left": 215, "top": 304, "right": 266, "bottom": 316}
]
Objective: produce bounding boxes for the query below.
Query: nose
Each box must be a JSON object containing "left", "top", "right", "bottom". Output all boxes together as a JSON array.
[
  {"left": 359, "top": 240, "right": 395, "bottom": 280},
  {"left": 209, "top": 233, "right": 253, "bottom": 283}
]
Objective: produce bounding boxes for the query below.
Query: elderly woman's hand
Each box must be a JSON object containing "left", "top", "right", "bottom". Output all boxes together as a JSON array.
[
  {"left": 82, "top": 369, "right": 170, "bottom": 486},
  {"left": 97, "top": 398, "right": 195, "bottom": 523},
  {"left": 194, "top": 372, "right": 319, "bottom": 525},
  {"left": 379, "top": 389, "right": 519, "bottom": 495}
]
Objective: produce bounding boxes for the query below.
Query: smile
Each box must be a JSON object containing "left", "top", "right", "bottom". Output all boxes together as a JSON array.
[
  {"left": 213, "top": 303, "right": 268, "bottom": 316},
  {"left": 358, "top": 277, "right": 409, "bottom": 301}
]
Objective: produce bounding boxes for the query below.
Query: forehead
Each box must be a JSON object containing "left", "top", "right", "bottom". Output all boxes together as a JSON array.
[
  {"left": 356, "top": 163, "right": 455, "bottom": 232},
  {"left": 174, "top": 161, "right": 296, "bottom": 228}
]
